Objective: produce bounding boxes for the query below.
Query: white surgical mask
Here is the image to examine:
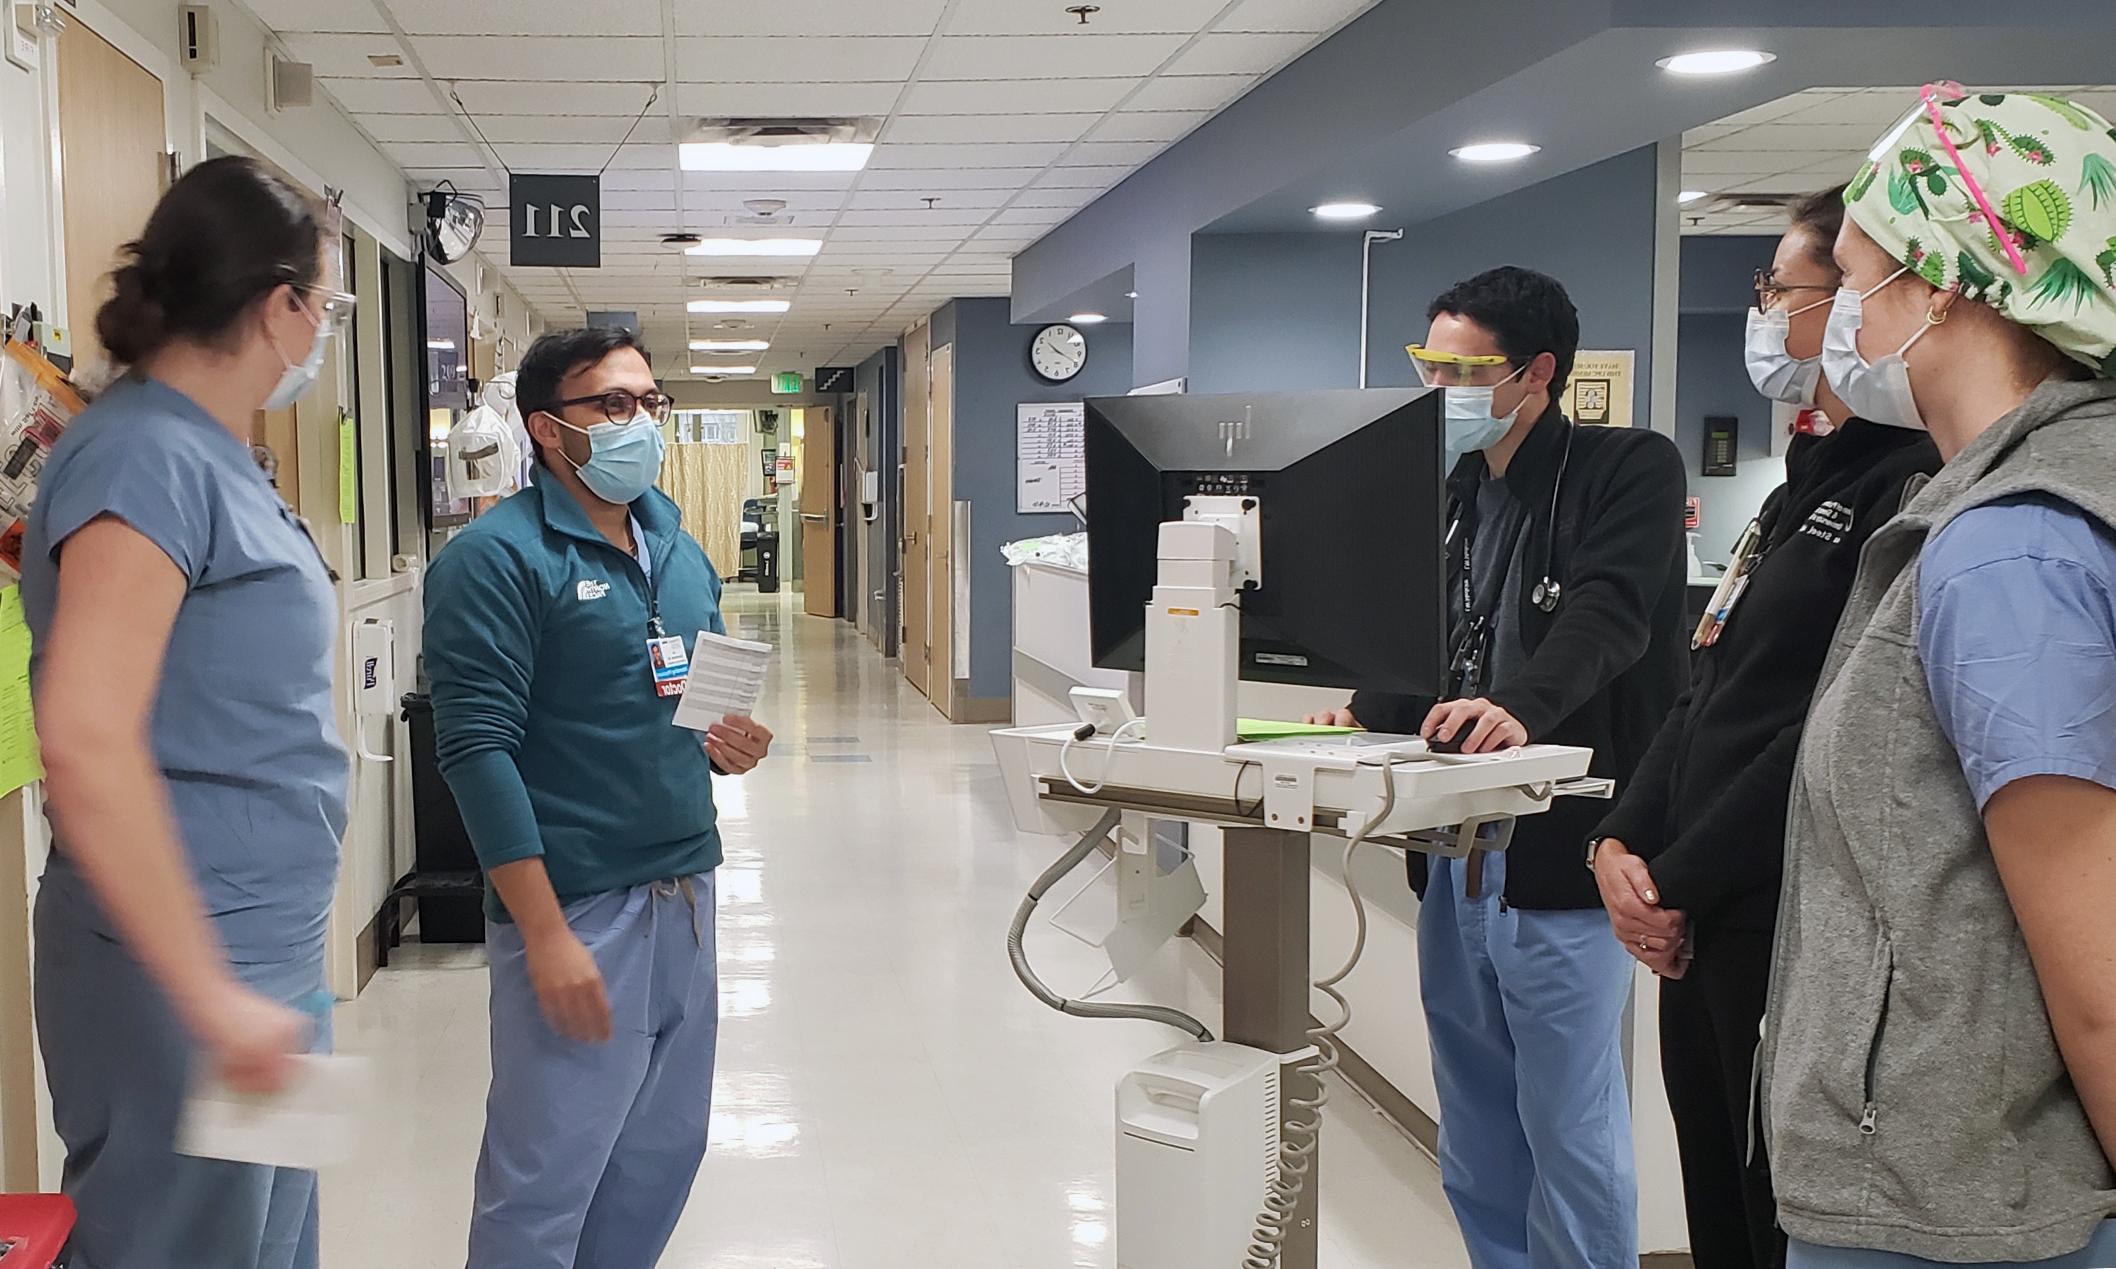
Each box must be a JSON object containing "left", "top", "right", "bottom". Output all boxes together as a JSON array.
[
  {"left": 263, "top": 300, "right": 329, "bottom": 410},
  {"left": 1743, "top": 293, "right": 1831, "bottom": 407},
  {"left": 1821, "top": 267, "right": 1936, "bottom": 431},
  {"left": 1442, "top": 364, "right": 1530, "bottom": 467}
]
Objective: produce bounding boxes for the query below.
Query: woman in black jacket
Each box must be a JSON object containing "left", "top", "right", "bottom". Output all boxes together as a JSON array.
[{"left": 1588, "top": 188, "right": 1940, "bottom": 1269}]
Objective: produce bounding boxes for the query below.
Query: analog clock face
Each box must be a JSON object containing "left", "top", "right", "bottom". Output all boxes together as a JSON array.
[{"left": 1030, "top": 324, "right": 1087, "bottom": 382}]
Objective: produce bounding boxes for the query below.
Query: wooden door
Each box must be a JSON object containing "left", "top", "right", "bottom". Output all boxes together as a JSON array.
[
  {"left": 801, "top": 405, "right": 838, "bottom": 618},
  {"left": 58, "top": 19, "right": 167, "bottom": 374},
  {"left": 901, "top": 324, "right": 931, "bottom": 696},
  {"left": 928, "top": 344, "right": 956, "bottom": 720}
]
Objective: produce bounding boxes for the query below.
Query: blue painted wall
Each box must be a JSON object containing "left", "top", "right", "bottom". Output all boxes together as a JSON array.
[
  {"left": 1676, "top": 312, "right": 1783, "bottom": 565},
  {"left": 1681, "top": 234, "right": 1778, "bottom": 315},
  {"left": 934, "top": 297, "right": 1134, "bottom": 703},
  {"left": 1188, "top": 233, "right": 1363, "bottom": 394}
]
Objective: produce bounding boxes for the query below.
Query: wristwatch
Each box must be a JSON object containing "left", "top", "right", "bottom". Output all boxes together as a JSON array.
[{"left": 1585, "top": 836, "right": 1611, "bottom": 871}]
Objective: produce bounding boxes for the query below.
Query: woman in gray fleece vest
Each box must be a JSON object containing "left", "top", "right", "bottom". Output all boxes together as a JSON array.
[{"left": 1763, "top": 87, "right": 2116, "bottom": 1268}]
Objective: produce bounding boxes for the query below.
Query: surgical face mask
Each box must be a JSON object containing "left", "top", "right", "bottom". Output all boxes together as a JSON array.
[
  {"left": 262, "top": 301, "right": 329, "bottom": 410},
  {"left": 1442, "top": 364, "right": 1530, "bottom": 467},
  {"left": 1821, "top": 266, "right": 1937, "bottom": 431},
  {"left": 1744, "top": 295, "right": 1831, "bottom": 407},
  {"left": 555, "top": 412, "right": 667, "bottom": 505}
]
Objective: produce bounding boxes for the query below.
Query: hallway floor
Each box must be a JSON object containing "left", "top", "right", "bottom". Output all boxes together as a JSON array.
[{"left": 320, "top": 588, "right": 1468, "bottom": 1268}]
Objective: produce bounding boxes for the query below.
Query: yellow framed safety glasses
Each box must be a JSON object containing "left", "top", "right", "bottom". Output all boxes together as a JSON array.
[{"left": 1406, "top": 343, "right": 1514, "bottom": 388}]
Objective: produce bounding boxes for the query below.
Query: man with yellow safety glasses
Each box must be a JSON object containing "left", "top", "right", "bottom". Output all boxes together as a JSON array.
[{"left": 1311, "top": 265, "right": 1687, "bottom": 1268}]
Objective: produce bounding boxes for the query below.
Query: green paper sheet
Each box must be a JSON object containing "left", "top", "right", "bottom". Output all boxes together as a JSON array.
[
  {"left": 1235, "top": 718, "right": 1360, "bottom": 743},
  {"left": 0, "top": 585, "right": 43, "bottom": 796}
]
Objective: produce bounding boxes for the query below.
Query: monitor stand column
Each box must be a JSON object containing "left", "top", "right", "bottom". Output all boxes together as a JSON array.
[{"left": 1144, "top": 519, "right": 1239, "bottom": 752}]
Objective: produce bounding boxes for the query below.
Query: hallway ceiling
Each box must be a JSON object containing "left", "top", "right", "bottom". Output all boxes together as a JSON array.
[
  {"left": 1682, "top": 84, "right": 2116, "bottom": 235},
  {"left": 242, "top": 0, "right": 1380, "bottom": 379}
]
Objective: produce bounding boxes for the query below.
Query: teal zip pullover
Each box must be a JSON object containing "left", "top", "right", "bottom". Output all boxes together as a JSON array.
[{"left": 423, "top": 471, "right": 727, "bottom": 920}]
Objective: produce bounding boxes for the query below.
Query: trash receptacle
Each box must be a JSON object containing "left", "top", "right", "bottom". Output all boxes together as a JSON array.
[
  {"left": 401, "top": 692, "right": 487, "bottom": 944},
  {"left": 756, "top": 529, "right": 781, "bottom": 593}
]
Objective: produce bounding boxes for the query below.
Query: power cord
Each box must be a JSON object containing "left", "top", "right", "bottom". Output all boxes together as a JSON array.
[
  {"left": 1059, "top": 717, "right": 1147, "bottom": 795},
  {"left": 1243, "top": 755, "right": 1406, "bottom": 1269}
]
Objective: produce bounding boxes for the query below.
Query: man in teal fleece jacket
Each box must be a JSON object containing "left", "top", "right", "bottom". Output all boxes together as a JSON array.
[{"left": 423, "top": 326, "right": 773, "bottom": 1269}]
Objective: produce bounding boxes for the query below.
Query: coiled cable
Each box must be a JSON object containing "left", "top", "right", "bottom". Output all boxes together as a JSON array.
[{"left": 1243, "top": 755, "right": 1406, "bottom": 1268}]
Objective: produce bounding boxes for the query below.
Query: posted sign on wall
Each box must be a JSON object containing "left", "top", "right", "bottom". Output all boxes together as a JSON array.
[{"left": 511, "top": 174, "right": 601, "bottom": 268}]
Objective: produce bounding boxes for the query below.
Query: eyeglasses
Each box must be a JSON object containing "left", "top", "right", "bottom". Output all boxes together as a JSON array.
[
  {"left": 298, "top": 286, "right": 358, "bottom": 331},
  {"left": 1407, "top": 344, "right": 1519, "bottom": 388},
  {"left": 1752, "top": 270, "right": 1835, "bottom": 313},
  {"left": 555, "top": 389, "right": 675, "bottom": 424}
]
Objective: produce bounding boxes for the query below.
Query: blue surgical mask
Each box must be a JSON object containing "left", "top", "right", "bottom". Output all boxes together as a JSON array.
[
  {"left": 1441, "top": 364, "right": 1529, "bottom": 467},
  {"left": 263, "top": 302, "right": 330, "bottom": 410},
  {"left": 556, "top": 412, "right": 667, "bottom": 505}
]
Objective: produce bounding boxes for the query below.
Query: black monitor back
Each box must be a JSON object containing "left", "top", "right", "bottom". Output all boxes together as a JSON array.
[{"left": 1085, "top": 388, "right": 1447, "bottom": 697}]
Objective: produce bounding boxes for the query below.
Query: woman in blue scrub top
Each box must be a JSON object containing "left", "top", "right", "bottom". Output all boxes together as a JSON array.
[{"left": 21, "top": 156, "right": 352, "bottom": 1269}]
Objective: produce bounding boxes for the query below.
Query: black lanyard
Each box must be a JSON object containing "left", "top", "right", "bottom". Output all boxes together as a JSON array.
[
  {"left": 620, "top": 529, "right": 666, "bottom": 639},
  {"left": 1448, "top": 497, "right": 1531, "bottom": 697}
]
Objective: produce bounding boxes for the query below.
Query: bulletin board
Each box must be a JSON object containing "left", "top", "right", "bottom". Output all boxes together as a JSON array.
[
  {"left": 1017, "top": 401, "right": 1085, "bottom": 513},
  {"left": 1561, "top": 349, "right": 1636, "bottom": 428}
]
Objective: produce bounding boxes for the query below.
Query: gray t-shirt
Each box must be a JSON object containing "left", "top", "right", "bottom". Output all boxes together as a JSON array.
[
  {"left": 1468, "top": 474, "right": 1531, "bottom": 695},
  {"left": 22, "top": 376, "right": 349, "bottom": 962}
]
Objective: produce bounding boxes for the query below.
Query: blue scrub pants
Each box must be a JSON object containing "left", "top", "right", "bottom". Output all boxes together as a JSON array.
[
  {"left": 1420, "top": 851, "right": 1639, "bottom": 1269},
  {"left": 467, "top": 873, "right": 719, "bottom": 1269},
  {"left": 33, "top": 870, "right": 327, "bottom": 1269}
]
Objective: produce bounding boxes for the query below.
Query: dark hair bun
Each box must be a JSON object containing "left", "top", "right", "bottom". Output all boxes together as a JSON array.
[{"left": 92, "top": 156, "right": 324, "bottom": 366}]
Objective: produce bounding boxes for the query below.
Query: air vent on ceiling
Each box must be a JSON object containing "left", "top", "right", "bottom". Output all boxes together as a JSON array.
[
  {"left": 695, "top": 275, "right": 792, "bottom": 290},
  {"left": 725, "top": 198, "right": 796, "bottom": 227},
  {"left": 266, "top": 51, "right": 313, "bottom": 111},
  {"left": 693, "top": 117, "right": 879, "bottom": 147},
  {"left": 1724, "top": 194, "right": 1800, "bottom": 211}
]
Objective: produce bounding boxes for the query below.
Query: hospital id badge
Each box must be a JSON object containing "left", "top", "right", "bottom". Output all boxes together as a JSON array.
[{"left": 649, "top": 635, "right": 690, "bottom": 698}]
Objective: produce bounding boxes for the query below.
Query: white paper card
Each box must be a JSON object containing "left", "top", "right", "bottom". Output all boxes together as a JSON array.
[
  {"left": 177, "top": 1054, "right": 374, "bottom": 1171},
  {"left": 672, "top": 630, "right": 774, "bottom": 730}
]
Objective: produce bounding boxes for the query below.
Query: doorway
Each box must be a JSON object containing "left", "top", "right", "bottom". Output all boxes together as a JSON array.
[
  {"left": 901, "top": 323, "right": 931, "bottom": 697},
  {"left": 928, "top": 343, "right": 956, "bottom": 721},
  {"left": 56, "top": 15, "right": 167, "bottom": 374},
  {"left": 801, "top": 404, "right": 839, "bottom": 619}
]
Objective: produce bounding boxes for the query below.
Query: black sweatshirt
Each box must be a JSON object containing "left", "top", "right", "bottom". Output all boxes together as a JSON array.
[
  {"left": 1351, "top": 407, "right": 1690, "bottom": 910},
  {"left": 1592, "top": 420, "right": 1941, "bottom": 930}
]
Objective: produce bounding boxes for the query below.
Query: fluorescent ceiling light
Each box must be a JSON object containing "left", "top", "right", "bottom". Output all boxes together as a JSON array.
[
  {"left": 1311, "top": 201, "right": 1382, "bottom": 220},
  {"left": 684, "top": 238, "right": 822, "bottom": 257},
  {"left": 1124, "top": 290, "right": 1139, "bottom": 299},
  {"left": 1070, "top": 312, "right": 1108, "bottom": 325},
  {"left": 680, "top": 141, "right": 874, "bottom": 172},
  {"left": 1451, "top": 141, "right": 1540, "bottom": 163},
  {"left": 1678, "top": 189, "right": 1710, "bottom": 204},
  {"left": 692, "top": 365, "right": 759, "bottom": 376},
  {"left": 689, "top": 299, "right": 792, "bottom": 314},
  {"left": 691, "top": 338, "right": 771, "bottom": 352},
  {"left": 1656, "top": 49, "right": 1774, "bottom": 76},
  {"left": 426, "top": 338, "right": 456, "bottom": 350}
]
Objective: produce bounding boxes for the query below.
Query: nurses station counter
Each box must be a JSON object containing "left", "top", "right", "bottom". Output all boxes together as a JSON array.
[{"left": 1007, "top": 557, "right": 1691, "bottom": 1257}]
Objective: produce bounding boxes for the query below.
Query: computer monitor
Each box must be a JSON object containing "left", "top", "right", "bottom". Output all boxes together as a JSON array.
[{"left": 1084, "top": 387, "right": 1448, "bottom": 697}]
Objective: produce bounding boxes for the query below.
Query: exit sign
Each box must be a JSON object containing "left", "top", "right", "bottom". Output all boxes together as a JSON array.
[{"left": 771, "top": 371, "right": 803, "bottom": 395}]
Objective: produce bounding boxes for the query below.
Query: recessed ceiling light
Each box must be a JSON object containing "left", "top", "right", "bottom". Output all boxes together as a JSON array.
[
  {"left": 1678, "top": 189, "right": 1710, "bottom": 204},
  {"left": 691, "top": 338, "right": 771, "bottom": 352},
  {"left": 1124, "top": 291, "right": 1139, "bottom": 299},
  {"left": 1070, "top": 312, "right": 1107, "bottom": 325},
  {"left": 426, "top": 338, "right": 456, "bottom": 350},
  {"left": 683, "top": 238, "right": 822, "bottom": 258},
  {"left": 1656, "top": 49, "right": 1774, "bottom": 76},
  {"left": 1450, "top": 142, "right": 1540, "bottom": 163},
  {"left": 690, "top": 299, "right": 792, "bottom": 314},
  {"left": 1310, "top": 201, "right": 1382, "bottom": 220},
  {"left": 680, "top": 141, "right": 874, "bottom": 172},
  {"left": 367, "top": 53, "right": 403, "bottom": 67},
  {"left": 692, "top": 365, "right": 758, "bottom": 376}
]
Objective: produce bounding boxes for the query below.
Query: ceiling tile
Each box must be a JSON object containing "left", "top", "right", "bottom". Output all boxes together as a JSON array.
[
  {"left": 672, "top": 0, "right": 947, "bottom": 35},
  {"left": 1682, "top": 151, "right": 1812, "bottom": 176},
  {"left": 832, "top": 225, "right": 997, "bottom": 242},
  {"left": 1061, "top": 140, "right": 1168, "bottom": 166},
  {"left": 1010, "top": 187, "right": 1101, "bottom": 209},
  {"left": 359, "top": 113, "right": 464, "bottom": 144},
  {"left": 1088, "top": 110, "right": 1211, "bottom": 143},
  {"left": 601, "top": 189, "right": 679, "bottom": 210},
  {"left": 1031, "top": 166, "right": 1129, "bottom": 189},
  {"left": 411, "top": 35, "right": 666, "bottom": 81},
  {"left": 1703, "top": 124, "right": 1882, "bottom": 153},
  {"left": 389, "top": 0, "right": 663, "bottom": 35},
  {"left": 863, "top": 168, "right": 1042, "bottom": 190},
  {"left": 900, "top": 77, "right": 1136, "bottom": 114},
  {"left": 247, "top": 0, "right": 387, "bottom": 33},
  {"left": 281, "top": 33, "right": 420, "bottom": 78},
  {"left": 446, "top": 81, "right": 663, "bottom": 116},
  {"left": 1163, "top": 31, "right": 1313, "bottom": 77},
  {"left": 1126, "top": 74, "right": 1253, "bottom": 112},
  {"left": 319, "top": 78, "right": 438, "bottom": 113},
  {"left": 1218, "top": 0, "right": 1378, "bottom": 34},
  {"left": 944, "top": 0, "right": 1227, "bottom": 34},
  {"left": 674, "top": 81, "right": 906, "bottom": 117},
  {"left": 384, "top": 140, "right": 489, "bottom": 169},
  {"left": 991, "top": 207, "right": 1068, "bottom": 226},
  {"left": 922, "top": 34, "right": 1187, "bottom": 81},
  {"left": 675, "top": 36, "right": 926, "bottom": 82},
  {"left": 887, "top": 114, "right": 1100, "bottom": 144},
  {"left": 848, "top": 189, "right": 1016, "bottom": 210},
  {"left": 834, "top": 210, "right": 995, "bottom": 228},
  {"left": 869, "top": 142, "right": 1070, "bottom": 169}
]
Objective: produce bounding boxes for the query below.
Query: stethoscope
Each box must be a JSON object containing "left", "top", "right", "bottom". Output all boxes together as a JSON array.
[{"left": 1447, "top": 421, "right": 1574, "bottom": 619}]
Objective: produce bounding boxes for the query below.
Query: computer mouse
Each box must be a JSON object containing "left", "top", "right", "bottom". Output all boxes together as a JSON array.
[{"left": 1426, "top": 729, "right": 1470, "bottom": 755}]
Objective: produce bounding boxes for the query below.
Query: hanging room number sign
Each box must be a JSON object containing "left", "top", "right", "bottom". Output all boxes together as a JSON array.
[{"left": 510, "top": 173, "right": 602, "bottom": 269}]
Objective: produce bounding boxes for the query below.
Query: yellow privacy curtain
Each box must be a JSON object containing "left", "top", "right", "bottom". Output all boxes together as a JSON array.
[{"left": 658, "top": 441, "right": 748, "bottom": 576}]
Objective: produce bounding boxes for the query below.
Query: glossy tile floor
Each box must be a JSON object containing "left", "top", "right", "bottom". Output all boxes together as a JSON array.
[{"left": 321, "top": 588, "right": 1468, "bottom": 1268}]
